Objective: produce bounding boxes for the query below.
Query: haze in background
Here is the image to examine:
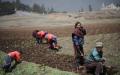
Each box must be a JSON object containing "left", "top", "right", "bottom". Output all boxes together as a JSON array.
[{"left": 1, "top": 0, "right": 120, "bottom": 12}]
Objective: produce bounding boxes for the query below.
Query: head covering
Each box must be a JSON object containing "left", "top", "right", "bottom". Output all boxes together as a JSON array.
[{"left": 96, "top": 42, "right": 103, "bottom": 47}]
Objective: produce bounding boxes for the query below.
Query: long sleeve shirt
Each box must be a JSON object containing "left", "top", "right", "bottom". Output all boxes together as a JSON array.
[
  {"left": 37, "top": 31, "right": 46, "bottom": 38},
  {"left": 72, "top": 27, "right": 86, "bottom": 46},
  {"left": 8, "top": 51, "right": 21, "bottom": 62},
  {"left": 72, "top": 33, "right": 84, "bottom": 45},
  {"left": 45, "top": 33, "right": 57, "bottom": 42},
  {"left": 88, "top": 48, "right": 103, "bottom": 62}
]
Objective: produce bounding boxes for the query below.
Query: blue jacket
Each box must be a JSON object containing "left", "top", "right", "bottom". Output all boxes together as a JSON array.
[
  {"left": 88, "top": 48, "right": 103, "bottom": 62},
  {"left": 72, "top": 33, "right": 84, "bottom": 46}
]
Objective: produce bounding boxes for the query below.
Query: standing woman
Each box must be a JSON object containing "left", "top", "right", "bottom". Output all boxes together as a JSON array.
[{"left": 72, "top": 21, "right": 86, "bottom": 66}]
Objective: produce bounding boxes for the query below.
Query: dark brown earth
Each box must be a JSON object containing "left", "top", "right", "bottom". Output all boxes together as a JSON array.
[{"left": 0, "top": 23, "right": 120, "bottom": 73}]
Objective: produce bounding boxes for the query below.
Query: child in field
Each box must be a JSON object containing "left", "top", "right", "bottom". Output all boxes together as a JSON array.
[{"left": 72, "top": 21, "right": 86, "bottom": 66}]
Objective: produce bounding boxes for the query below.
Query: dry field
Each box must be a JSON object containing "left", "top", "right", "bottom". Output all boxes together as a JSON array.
[{"left": 0, "top": 11, "right": 120, "bottom": 74}]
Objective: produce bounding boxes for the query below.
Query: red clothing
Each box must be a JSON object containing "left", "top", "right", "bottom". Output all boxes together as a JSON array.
[
  {"left": 73, "top": 27, "right": 86, "bottom": 37},
  {"left": 37, "top": 31, "right": 46, "bottom": 38},
  {"left": 45, "top": 33, "right": 56, "bottom": 42},
  {"left": 8, "top": 51, "right": 21, "bottom": 62}
]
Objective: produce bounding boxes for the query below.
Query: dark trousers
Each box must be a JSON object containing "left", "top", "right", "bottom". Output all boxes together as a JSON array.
[
  {"left": 85, "top": 62, "right": 107, "bottom": 75},
  {"left": 35, "top": 37, "right": 41, "bottom": 44},
  {"left": 49, "top": 39, "right": 57, "bottom": 49},
  {"left": 74, "top": 44, "right": 84, "bottom": 56},
  {"left": 73, "top": 44, "right": 84, "bottom": 66},
  {"left": 2, "top": 55, "right": 13, "bottom": 72},
  {"left": 2, "top": 55, "right": 21, "bottom": 73}
]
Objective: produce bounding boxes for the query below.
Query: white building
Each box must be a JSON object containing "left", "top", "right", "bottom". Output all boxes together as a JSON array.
[{"left": 101, "top": 3, "right": 120, "bottom": 10}]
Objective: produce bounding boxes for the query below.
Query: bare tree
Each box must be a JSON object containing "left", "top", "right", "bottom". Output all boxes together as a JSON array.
[{"left": 88, "top": 4, "right": 92, "bottom": 12}]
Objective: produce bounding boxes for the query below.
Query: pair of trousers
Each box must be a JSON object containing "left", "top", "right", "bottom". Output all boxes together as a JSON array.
[
  {"left": 2, "top": 55, "right": 13, "bottom": 72},
  {"left": 73, "top": 44, "right": 84, "bottom": 65},
  {"left": 85, "top": 62, "right": 106, "bottom": 75}
]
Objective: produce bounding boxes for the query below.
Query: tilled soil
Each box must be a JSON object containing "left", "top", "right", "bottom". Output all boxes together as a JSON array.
[
  {"left": 0, "top": 23, "right": 120, "bottom": 73},
  {"left": 0, "top": 38, "right": 77, "bottom": 72},
  {"left": 22, "top": 45, "right": 75, "bottom": 72}
]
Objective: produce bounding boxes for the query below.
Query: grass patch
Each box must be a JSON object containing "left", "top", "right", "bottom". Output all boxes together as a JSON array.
[{"left": 0, "top": 51, "right": 78, "bottom": 75}]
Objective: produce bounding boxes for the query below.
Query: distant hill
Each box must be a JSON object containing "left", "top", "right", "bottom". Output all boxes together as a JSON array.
[{"left": 76, "top": 9, "right": 120, "bottom": 19}]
